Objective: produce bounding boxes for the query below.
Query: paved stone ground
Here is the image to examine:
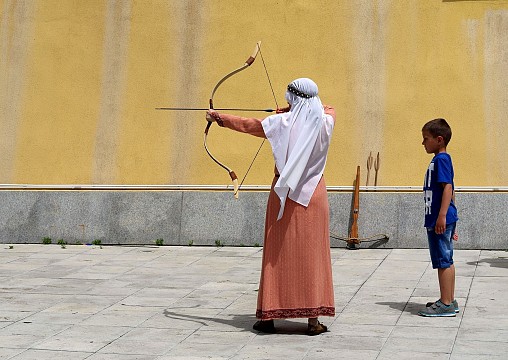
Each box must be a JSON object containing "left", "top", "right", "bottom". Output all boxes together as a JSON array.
[{"left": 0, "top": 244, "right": 507, "bottom": 359}]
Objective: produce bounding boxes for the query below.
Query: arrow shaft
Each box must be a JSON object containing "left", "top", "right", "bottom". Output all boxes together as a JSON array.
[{"left": 156, "top": 107, "right": 274, "bottom": 112}]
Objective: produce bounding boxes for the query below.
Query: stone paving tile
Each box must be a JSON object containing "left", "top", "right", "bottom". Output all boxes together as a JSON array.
[
  {"left": 460, "top": 307, "right": 508, "bottom": 329},
  {"left": 140, "top": 312, "right": 209, "bottom": 331},
  {"left": 79, "top": 305, "right": 160, "bottom": 328},
  {"left": 313, "top": 333, "right": 387, "bottom": 352},
  {"left": 340, "top": 248, "right": 391, "bottom": 260},
  {"left": 450, "top": 356, "right": 506, "bottom": 360},
  {"left": 452, "top": 338, "right": 508, "bottom": 357},
  {"left": 221, "top": 292, "right": 258, "bottom": 311},
  {"left": 327, "top": 323, "right": 393, "bottom": 338},
  {"left": 381, "top": 336, "right": 455, "bottom": 354},
  {"left": 0, "top": 322, "right": 69, "bottom": 342},
  {"left": 0, "top": 311, "right": 32, "bottom": 323},
  {"left": 166, "top": 330, "right": 255, "bottom": 357},
  {"left": 0, "top": 245, "right": 506, "bottom": 359},
  {"left": 0, "top": 332, "right": 48, "bottom": 349},
  {"left": 352, "top": 286, "right": 414, "bottom": 301},
  {"left": 12, "top": 348, "right": 91, "bottom": 359},
  {"left": 474, "top": 264, "right": 508, "bottom": 277},
  {"left": 232, "top": 338, "right": 310, "bottom": 359},
  {"left": 457, "top": 325, "right": 508, "bottom": 342},
  {"left": 364, "top": 277, "right": 422, "bottom": 289},
  {"left": 197, "top": 313, "right": 257, "bottom": 333},
  {"left": 0, "top": 323, "right": 12, "bottom": 330},
  {"left": 119, "top": 288, "right": 194, "bottom": 308},
  {"left": 0, "top": 348, "right": 25, "bottom": 359},
  {"left": 367, "top": 259, "right": 429, "bottom": 281},
  {"left": 0, "top": 292, "right": 60, "bottom": 313},
  {"left": 377, "top": 350, "right": 450, "bottom": 359},
  {"left": 0, "top": 264, "right": 41, "bottom": 276},
  {"left": 97, "top": 328, "right": 193, "bottom": 356},
  {"left": 32, "top": 325, "right": 131, "bottom": 353},
  {"left": 389, "top": 325, "right": 458, "bottom": 339},
  {"left": 12, "top": 312, "right": 90, "bottom": 327},
  {"left": 412, "top": 276, "right": 473, "bottom": 298},
  {"left": 332, "top": 259, "right": 383, "bottom": 286},
  {"left": 82, "top": 281, "right": 143, "bottom": 297},
  {"left": 87, "top": 354, "right": 157, "bottom": 360},
  {"left": 145, "top": 274, "right": 211, "bottom": 290},
  {"left": 31, "top": 278, "right": 104, "bottom": 295},
  {"left": 39, "top": 295, "right": 122, "bottom": 314},
  {"left": 304, "top": 348, "right": 379, "bottom": 360},
  {"left": 158, "top": 356, "right": 226, "bottom": 360},
  {"left": 332, "top": 285, "right": 359, "bottom": 303},
  {"left": 0, "top": 277, "right": 53, "bottom": 293}
]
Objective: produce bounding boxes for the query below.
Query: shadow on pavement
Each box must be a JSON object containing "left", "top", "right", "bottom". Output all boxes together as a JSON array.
[
  {"left": 163, "top": 308, "right": 318, "bottom": 335},
  {"left": 467, "top": 257, "right": 508, "bottom": 269},
  {"left": 376, "top": 301, "right": 422, "bottom": 315},
  {"left": 163, "top": 308, "right": 256, "bottom": 332}
]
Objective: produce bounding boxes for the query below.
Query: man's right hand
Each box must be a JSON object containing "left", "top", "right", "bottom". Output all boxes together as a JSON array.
[{"left": 276, "top": 105, "right": 290, "bottom": 114}]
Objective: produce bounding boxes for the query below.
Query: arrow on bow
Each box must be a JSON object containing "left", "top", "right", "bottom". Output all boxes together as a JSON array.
[
  {"left": 156, "top": 107, "right": 275, "bottom": 112},
  {"left": 205, "top": 41, "right": 278, "bottom": 199}
]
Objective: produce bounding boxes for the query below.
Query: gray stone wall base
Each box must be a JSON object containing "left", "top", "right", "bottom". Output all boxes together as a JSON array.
[{"left": 0, "top": 191, "right": 506, "bottom": 249}]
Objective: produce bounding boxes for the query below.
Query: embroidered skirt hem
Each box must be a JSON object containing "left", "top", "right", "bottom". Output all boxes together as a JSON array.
[{"left": 256, "top": 307, "right": 335, "bottom": 320}]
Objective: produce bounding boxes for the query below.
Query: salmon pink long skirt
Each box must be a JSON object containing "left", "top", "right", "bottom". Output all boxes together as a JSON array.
[{"left": 256, "top": 176, "right": 335, "bottom": 320}]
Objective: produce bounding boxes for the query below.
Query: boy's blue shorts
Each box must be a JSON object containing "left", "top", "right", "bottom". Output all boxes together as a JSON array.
[{"left": 426, "top": 222, "right": 456, "bottom": 269}]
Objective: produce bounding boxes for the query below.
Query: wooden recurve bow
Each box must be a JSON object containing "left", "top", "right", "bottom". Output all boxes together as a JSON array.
[{"left": 204, "top": 42, "right": 262, "bottom": 199}]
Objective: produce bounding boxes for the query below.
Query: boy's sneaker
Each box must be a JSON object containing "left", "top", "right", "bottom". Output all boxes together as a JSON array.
[
  {"left": 426, "top": 299, "right": 459, "bottom": 313},
  {"left": 418, "top": 300, "right": 456, "bottom": 317}
]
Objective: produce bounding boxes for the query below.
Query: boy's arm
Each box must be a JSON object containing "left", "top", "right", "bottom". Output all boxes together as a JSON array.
[
  {"left": 452, "top": 190, "right": 459, "bottom": 241},
  {"left": 435, "top": 183, "right": 453, "bottom": 234}
]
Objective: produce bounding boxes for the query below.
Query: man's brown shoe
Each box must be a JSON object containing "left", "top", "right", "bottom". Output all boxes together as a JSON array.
[
  {"left": 306, "top": 322, "right": 328, "bottom": 336},
  {"left": 253, "top": 320, "right": 276, "bottom": 333}
]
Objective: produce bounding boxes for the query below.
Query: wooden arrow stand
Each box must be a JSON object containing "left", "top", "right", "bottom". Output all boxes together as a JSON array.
[
  {"left": 347, "top": 165, "right": 361, "bottom": 249},
  {"left": 330, "top": 165, "right": 389, "bottom": 250}
]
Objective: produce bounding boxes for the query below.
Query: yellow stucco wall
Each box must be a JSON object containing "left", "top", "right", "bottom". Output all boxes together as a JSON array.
[{"left": 1, "top": 0, "right": 507, "bottom": 187}]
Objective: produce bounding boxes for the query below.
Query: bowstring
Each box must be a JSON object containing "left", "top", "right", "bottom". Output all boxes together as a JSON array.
[
  {"left": 260, "top": 45, "right": 279, "bottom": 110},
  {"left": 236, "top": 44, "right": 279, "bottom": 193}
]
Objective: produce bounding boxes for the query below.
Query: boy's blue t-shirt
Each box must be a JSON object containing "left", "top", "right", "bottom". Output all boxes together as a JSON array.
[{"left": 423, "top": 152, "right": 459, "bottom": 228}]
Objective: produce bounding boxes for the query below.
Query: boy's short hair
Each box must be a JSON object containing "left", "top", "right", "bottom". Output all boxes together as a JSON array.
[{"left": 422, "top": 118, "right": 452, "bottom": 145}]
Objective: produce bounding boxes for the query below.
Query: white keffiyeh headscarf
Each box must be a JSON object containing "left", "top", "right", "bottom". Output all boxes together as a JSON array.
[{"left": 261, "top": 78, "right": 334, "bottom": 220}]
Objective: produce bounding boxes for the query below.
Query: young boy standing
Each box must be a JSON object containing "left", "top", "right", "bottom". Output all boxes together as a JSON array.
[{"left": 419, "top": 118, "right": 459, "bottom": 317}]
